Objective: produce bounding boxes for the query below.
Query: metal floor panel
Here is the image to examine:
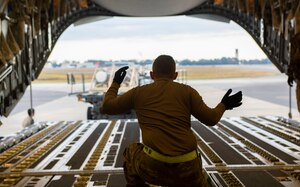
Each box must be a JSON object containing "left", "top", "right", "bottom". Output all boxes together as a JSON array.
[{"left": 0, "top": 117, "right": 299, "bottom": 187}]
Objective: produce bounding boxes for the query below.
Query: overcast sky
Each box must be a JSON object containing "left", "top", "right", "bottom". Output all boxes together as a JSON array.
[{"left": 48, "top": 15, "right": 267, "bottom": 62}]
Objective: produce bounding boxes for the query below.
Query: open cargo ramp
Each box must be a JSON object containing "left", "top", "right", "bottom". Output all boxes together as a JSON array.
[{"left": 0, "top": 116, "right": 299, "bottom": 186}]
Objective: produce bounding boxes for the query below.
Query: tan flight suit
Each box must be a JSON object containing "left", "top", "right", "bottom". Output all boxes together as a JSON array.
[{"left": 102, "top": 79, "right": 226, "bottom": 186}]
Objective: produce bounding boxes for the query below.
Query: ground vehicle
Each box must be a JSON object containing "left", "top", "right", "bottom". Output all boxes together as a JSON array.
[{"left": 77, "top": 66, "right": 149, "bottom": 119}]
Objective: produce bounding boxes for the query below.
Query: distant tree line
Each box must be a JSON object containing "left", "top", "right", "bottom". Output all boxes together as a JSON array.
[
  {"left": 47, "top": 58, "right": 271, "bottom": 69},
  {"left": 97, "top": 58, "right": 271, "bottom": 66},
  {"left": 138, "top": 58, "right": 271, "bottom": 66}
]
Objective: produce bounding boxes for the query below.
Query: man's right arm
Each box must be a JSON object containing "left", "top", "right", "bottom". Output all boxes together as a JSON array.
[
  {"left": 191, "top": 88, "right": 242, "bottom": 126},
  {"left": 190, "top": 89, "right": 226, "bottom": 126}
]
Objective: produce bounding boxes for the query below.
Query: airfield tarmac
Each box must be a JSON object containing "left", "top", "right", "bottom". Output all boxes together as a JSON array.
[{"left": 0, "top": 65, "right": 299, "bottom": 136}]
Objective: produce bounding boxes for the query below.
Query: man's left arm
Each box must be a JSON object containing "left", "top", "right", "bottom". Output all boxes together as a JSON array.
[
  {"left": 100, "top": 66, "right": 135, "bottom": 115},
  {"left": 101, "top": 82, "right": 135, "bottom": 115}
]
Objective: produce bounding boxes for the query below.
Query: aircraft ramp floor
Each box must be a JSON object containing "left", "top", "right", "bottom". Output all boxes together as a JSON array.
[{"left": 0, "top": 116, "right": 299, "bottom": 187}]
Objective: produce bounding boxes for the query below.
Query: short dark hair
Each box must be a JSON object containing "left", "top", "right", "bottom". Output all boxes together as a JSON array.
[
  {"left": 28, "top": 108, "right": 35, "bottom": 116},
  {"left": 152, "top": 55, "right": 176, "bottom": 77}
]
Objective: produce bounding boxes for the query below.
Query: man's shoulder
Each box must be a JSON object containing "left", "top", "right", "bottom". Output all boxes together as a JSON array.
[
  {"left": 173, "top": 81, "right": 193, "bottom": 89},
  {"left": 135, "top": 83, "right": 153, "bottom": 90},
  {"left": 136, "top": 81, "right": 194, "bottom": 90}
]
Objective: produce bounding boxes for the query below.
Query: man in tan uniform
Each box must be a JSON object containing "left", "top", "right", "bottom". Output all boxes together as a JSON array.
[{"left": 101, "top": 55, "right": 242, "bottom": 187}]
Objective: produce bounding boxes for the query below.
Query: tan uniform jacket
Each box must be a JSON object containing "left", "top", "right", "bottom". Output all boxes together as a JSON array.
[{"left": 102, "top": 79, "right": 226, "bottom": 156}]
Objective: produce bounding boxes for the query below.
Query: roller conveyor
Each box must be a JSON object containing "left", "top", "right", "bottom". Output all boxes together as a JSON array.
[
  {"left": 241, "top": 117, "right": 300, "bottom": 146},
  {"left": 0, "top": 117, "right": 298, "bottom": 186},
  {"left": 192, "top": 121, "right": 252, "bottom": 165},
  {"left": 220, "top": 119, "right": 298, "bottom": 164}
]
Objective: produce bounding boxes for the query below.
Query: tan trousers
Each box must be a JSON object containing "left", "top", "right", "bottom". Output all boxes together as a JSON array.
[{"left": 123, "top": 143, "right": 208, "bottom": 187}]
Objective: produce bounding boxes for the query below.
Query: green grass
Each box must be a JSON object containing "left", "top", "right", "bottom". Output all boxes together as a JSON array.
[
  {"left": 35, "top": 66, "right": 278, "bottom": 83},
  {"left": 177, "top": 66, "right": 277, "bottom": 80}
]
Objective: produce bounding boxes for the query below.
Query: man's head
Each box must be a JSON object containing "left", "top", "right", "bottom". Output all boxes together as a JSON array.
[
  {"left": 150, "top": 55, "right": 178, "bottom": 80},
  {"left": 28, "top": 108, "right": 35, "bottom": 117}
]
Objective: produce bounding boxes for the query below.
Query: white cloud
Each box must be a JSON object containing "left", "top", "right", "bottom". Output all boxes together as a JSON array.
[{"left": 48, "top": 16, "right": 267, "bottom": 62}]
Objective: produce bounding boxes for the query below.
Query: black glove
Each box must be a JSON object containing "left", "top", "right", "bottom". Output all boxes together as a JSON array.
[
  {"left": 288, "top": 76, "right": 294, "bottom": 87},
  {"left": 221, "top": 89, "right": 242, "bottom": 110},
  {"left": 113, "top": 66, "right": 129, "bottom": 84}
]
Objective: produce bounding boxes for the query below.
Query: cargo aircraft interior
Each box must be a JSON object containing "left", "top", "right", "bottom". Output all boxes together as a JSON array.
[{"left": 0, "top": 0, "right": 300, "bottom": 186}]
